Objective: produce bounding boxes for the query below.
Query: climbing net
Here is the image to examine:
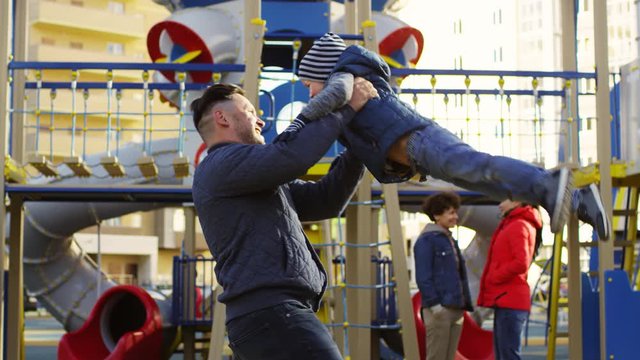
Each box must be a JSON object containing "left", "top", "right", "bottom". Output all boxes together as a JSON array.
[{"left": 7, "top": 62, "right": 245, "bottom": 182}]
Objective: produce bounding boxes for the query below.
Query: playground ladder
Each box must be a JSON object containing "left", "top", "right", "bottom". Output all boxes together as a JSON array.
[{"left": 546, "top": 175, "right": 639, "bottom": 360}]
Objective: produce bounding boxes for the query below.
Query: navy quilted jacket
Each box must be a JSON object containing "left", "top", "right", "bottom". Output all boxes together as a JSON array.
[
  {"left": 192, "top": 106, "right": 364, "bottom": 322},
  {"left": 334, "top": 45, "right": 427, "bottom": 183}
]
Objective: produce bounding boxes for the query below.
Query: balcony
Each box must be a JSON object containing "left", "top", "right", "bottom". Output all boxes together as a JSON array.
[
  {"left": 29, "top": 44, "right": 147, "bottom": 80},
  {"left": 30, "top": 1, "right": 145, "bottom": 39}
]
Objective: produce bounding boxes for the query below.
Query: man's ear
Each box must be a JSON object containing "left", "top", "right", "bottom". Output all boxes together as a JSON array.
[{"left": 213, "top": 109, "right": 230, "bottom": 127}]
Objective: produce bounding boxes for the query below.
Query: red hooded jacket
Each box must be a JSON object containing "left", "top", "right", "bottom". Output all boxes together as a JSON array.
[{"left": 477, "top": 206, "right": 542, "bottom": 311}]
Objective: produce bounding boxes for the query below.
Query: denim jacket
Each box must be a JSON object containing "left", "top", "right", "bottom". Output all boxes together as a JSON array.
[{"left": 414, "top": 224, "right": 473, "bottom": 311}]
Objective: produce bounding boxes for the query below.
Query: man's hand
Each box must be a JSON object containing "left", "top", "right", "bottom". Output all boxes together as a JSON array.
[{"left": 348, "top": 77, "right": 378, "bottom": 112}]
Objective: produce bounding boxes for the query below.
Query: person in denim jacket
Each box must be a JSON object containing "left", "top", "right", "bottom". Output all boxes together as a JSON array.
[{"left": 414, "top": 192, "right": 473, "bottom": 360}]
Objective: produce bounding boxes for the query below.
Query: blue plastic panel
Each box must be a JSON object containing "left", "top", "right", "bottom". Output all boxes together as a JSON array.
[
  {"left": 581, "top": 272, "right": 600, "bottom": 360},
  {"left": 263, "top": 1, "right": 330, "bottom": 34},
  {"left": 604, "top": 270, "right": 640, "bottom": 360}
]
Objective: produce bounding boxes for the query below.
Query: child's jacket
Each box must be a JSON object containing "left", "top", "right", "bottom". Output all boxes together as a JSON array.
[{"left": 335, "top": 45, "right": 427, "bottom": 183}]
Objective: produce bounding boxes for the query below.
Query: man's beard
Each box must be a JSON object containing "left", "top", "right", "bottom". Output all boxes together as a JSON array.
[{"left": 238, "top": 127, "right": 265, "bottom": 145}]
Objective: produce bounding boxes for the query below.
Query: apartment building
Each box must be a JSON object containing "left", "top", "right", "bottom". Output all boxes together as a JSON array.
[{"left": 21, "top": 0, "right": 207, "bottom": 288}]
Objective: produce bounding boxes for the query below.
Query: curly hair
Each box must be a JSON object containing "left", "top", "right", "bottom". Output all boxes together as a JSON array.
[{"left": 421, "top": 192, "right": 461, "bottom": 221}]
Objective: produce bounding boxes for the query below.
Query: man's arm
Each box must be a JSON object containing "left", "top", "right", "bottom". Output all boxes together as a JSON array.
[
  {"left": 301, "top": 72, "right": 354, "bottom": 121},
  {"left": 273, "top": 72, "right": 354, "bottom": 143},
  {"left": 288, "top": 150, "right": 364, "bottom": 221},
  {"left": 200, "top": 78, "right": 376, "bottom": 196}
]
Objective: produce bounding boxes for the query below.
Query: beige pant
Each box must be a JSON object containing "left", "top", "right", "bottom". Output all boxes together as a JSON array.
[{"left": 422, "top": 307, "right": 464, "bottom": 360}]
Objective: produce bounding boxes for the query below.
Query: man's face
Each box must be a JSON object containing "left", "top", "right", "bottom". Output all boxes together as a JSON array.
[
  {"left": 224, "top": 94, "right": 265, "bottom": 144},
  {"left": 303, "top": 80, "right": 325, "bottom": 98}
]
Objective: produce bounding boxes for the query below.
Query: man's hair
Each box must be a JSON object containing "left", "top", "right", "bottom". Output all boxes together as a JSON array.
[
  {"left": 421, "top": 192, "right": 461, "bottom": 221},
  {"left": 191, "top": 84, "right": 245, "bottom": 131}
]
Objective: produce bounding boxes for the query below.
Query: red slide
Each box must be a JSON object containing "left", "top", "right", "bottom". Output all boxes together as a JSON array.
[
  {"left": 412, "top": 292, "right": 494, "bottom": 360},
  {"left": 58, "top": 285, "right": 164, "bottom": 360}
]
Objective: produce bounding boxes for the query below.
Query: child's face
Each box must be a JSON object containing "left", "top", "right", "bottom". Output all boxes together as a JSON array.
[{"left": 303, "top": 80, "right": 325, "bottom": 98}]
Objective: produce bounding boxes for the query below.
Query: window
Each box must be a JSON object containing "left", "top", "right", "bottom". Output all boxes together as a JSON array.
[
  {"left": 70, "top": 41, "right": 83, "bottom": 50},
  {"left": 41, "top": 37, "right": 55, "bottom": 45},
  {"left": 173, "top": 209, "right": 185, "bottom": 232},
  {"left": 104, "top": 217, "right": 122, "bottom": 227},
  {"left": 583, "top": 0, "right": 589, "bottom": 12},
  {"left": 107, "top": 42, "right": 124, "bottom": 55},
  {"left": 108, "top": 1, "right": 125, "bottom": 14},
  {"left": 498, "top": 9, "right": 502, "bottom": 24},
  {"left": 499, "top": 47, "right": 502, "bottom": 62}
]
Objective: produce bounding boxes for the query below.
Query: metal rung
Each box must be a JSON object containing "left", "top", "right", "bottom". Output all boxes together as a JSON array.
[
  {"left": 579, "top": 242, "right": 598, "bottom": 247},
  {"left": 556, "top": 331, "right": 570, "bottom": 338},
  {"left": 614, "top": 240, "right": 635, "bottom": 247},
  {"left": 613, "top": 209, "right": 637, "bottom": 216},
  {"left": 558, "top": 302, "right": 569, "bottom": 308},
  {"left": 588, "top": 271, "right": 599, "bottom": 277}
]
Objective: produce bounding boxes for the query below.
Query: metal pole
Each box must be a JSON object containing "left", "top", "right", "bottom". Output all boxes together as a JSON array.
[
  {"left": 97, "top": 221, "right": 102, "bottom": 300},
  {"left": 593, "top": 1, "right": 615, "bottom": 359},
  {"left": 7, "top": 195, "right": 24, "bottom": 360},
  {"left": 0, "top": 0, "right": 12, "bottom": 357},
  {"left": 182, "top": 206, "right": 197, "bottom": 360},
  {"left": 344, "top": 0, "right": 357, "bottom": 45},
  {"left": 560, "top": 1, "right": 583, "bottom": 358},
  {"left": 11, "top": 0, "right": 27, "bottom": 162},
  {"left": 636, "top": 0, "right": 640, "bottom": 58},
  {"left": 381, "top": 184, "right": 419, "bottom": 360},
  {"left": 345, "top": 179, "right": 372, "bottom": 359},
  {"left": 242, "top": 0, "right": 265, "bottom": 109}
]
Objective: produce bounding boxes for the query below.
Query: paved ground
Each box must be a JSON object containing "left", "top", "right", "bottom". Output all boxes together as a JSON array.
[{"left": 23, "top": 312, "right": 569, "bottom": 359}]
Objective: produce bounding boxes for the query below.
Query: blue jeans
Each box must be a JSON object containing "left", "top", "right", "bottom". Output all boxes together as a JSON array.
[
  {"left": 407, "top": 120, "right": 549, "bottom": 204},
  {"left": 226, "top": 301, "right": 342, "bottom": 360},
  {"left": 493, "top": 308, "right": 529, "bottom": 360}
]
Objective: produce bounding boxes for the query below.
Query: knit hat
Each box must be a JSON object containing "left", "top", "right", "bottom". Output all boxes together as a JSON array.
[{"left": 297, "top": 32, "right": 346, "bottom": 82}]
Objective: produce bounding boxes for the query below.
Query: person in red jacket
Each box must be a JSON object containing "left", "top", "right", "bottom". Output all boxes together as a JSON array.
[{"left": 477, "top": 199, "right": 543, "bottom": 360}]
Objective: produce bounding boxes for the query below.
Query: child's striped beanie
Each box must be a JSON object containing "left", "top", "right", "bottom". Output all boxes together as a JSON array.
[{"left": 297, "top": 32, "right": 346, "bottom": 82}]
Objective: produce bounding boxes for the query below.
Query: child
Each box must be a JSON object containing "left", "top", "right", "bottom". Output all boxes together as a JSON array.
[{"left": 276, "top": 32, "right": 608, "bottom": 239}]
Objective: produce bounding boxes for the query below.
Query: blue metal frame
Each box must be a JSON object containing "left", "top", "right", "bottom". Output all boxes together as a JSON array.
[{"left": 172, "top": 256, "right": 217, "bottom": 327}]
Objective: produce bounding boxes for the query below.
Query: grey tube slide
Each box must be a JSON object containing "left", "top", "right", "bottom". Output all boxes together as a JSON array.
[{"left": 19, "top": 138, "right": 183, "bottom": 331}]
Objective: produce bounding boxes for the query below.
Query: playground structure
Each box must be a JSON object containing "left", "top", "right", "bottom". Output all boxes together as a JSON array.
[{"left": 1, "top": 0, "right": 640, "bottom": 359}]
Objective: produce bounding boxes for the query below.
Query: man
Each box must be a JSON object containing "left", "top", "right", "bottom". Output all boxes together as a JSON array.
[{"left": 191, "top": 80, "right": 377, "bottom": 359}]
